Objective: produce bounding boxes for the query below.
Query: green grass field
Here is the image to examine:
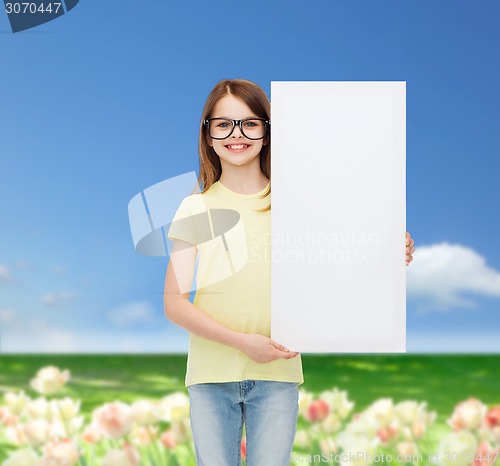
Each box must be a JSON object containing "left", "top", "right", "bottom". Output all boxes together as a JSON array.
[
  {"left": 2, "top": 353, "right": 499, "bottom": 421},
  {"left": 1, "top": 354, "right": 499, "bottom": 464}
]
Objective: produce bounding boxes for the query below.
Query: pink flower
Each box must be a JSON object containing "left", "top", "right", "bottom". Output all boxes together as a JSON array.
[
  {"left": 241, "top": 437, "right": 247, "bottom": 461},
  {"left": 92, "top": 401, "right": 134, "bottom": 439},
  {"left": 411, "top": 420, "right": 426, "bottom": 438},
  {"left": 305, "top": 399, "right": 330, "bottom": 423},
  {"left": 82, "top": 422, "right": 103, "bottom": 444},
  {"left": 377, "top": 425, "right": 398, "bottom": 444},
  {"left": 482, "top": 406, "right": 500, "bottom": 429},
  {"left": 160, "top": 429, "right": 177, "bottom": 449},
  {"left": 41, "top": 438, "right": 80, "bottom": 466},
  {"left": 0, "top": 407, "right": 18, "bottom": 427},
  {"left": 472, "top": 440, "right": 499, "bottom": 466},
  {"left": 130, "top": 425, "right": 158, "bottom": 445},
  {"left": 448, "top": 397, "right": 487, "bottom": 431}
]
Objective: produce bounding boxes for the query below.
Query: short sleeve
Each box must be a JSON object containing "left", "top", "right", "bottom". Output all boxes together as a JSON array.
[{"left": 167, "top": 196, "right": 198, "bottom": 246}]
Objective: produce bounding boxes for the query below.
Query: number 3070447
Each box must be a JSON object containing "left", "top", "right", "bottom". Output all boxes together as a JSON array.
[{"left": 5, "top": 2, "right": 62, "bottom": 14}]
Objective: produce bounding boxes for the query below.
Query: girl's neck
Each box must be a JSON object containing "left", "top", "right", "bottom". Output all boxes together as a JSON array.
[{"left": 219, "top": 171, "right": 269, "bottom": 196}]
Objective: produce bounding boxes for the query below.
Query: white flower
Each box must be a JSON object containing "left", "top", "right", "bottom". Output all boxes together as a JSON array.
[
  {"left": 298, "top": 389, "right": 314, "bottom": 418},
  {"left": 130, "top": 425, "right": 158, "bottom": 445},
  {"left": 157, "top": 392, "right": 190, "bottom": 423},
  {"left": 415, "top": 408, "right": 437, "bottom": 438},
  {"left": 338, "top": 434, "right": 378, "bottom": 466},
  {"left": 319, "top": 388, "right": 355, "bottom": 420},
  {"left": 102, "top": 445, "right": 140, "bottom": 466},
  {"left": 50, "top": 415, "right": 84, "bottom": 438},
  {"left": 437, "top": 430, "right": 477, "bottom": 466},
  {"left": 320, "top": 436, "right": 337, "bottom": 454},
  {"left": 401, "top": 425, "right": 413, "bottom": 441},
  {"left": 1, "top": 448, "right": 39, "bottom": 466},
  {"left": 395, "top": 401, "right": 422, "bottom": 425},
  {"left": 397, "top": 441, "right": 418, "bottom": 457},
  {"left": 4, "top": 391, "right": 30, "bottom": 416},
  {"left": 395, "top": 400, "right": 437, "bottom": 439},
  {"left": 40, "top": 439, "right": 80, "bottom": 466},
  {"left": 5, "top": 425, "right": 27, "bottom": 446},
  {"left": 26, "top": 397, "right": 52, "bottom": 420},
  {"left": 131, "top": 399, "right": 159, "bottom": 426},
  {"left": 294, "top": 429, "right": 310, "bottom": 448},
  {"left": 171, "top": 418, "right": 192, "bottom": 442},
  {"left": 30, "top": 366, "right": 70, "bottom": 395},
  {"left": 50, "top": 398, "right": 81, "bottom": 421},
  {"left": 22, "top": 418, "right": 52, "bottom": 447},
  {"left": 321, "top": 413, "right": 342, "bottom": 433},
  {"left": 337, "top": 414, "right": 380, "bottom": 466},
  {"left": 364, "top": 398, "right": 395, "bottom": 429}
]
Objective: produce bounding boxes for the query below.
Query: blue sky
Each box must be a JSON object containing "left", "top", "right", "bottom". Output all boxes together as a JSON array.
[{"left": 0, "top": 0, "right": 499, "bottom": 353}]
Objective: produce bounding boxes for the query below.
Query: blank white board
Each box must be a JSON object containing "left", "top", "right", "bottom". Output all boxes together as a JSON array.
[{"left": 270, "top": 81, "right": 406, "bottom": 353}]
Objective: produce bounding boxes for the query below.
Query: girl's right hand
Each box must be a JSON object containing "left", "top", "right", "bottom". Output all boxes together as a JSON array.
[{"left": 239, "top": 334, "right": 300, "bottom": 363}]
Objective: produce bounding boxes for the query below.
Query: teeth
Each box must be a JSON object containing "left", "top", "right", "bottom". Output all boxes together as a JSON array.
[{"left": 227, "top": 144, "right": 248, "bottom": 149}]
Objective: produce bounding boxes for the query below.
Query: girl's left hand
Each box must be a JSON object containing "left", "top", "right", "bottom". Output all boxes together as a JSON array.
[{"left": 406, "top": 231, "right": 415, "bottom": 266}]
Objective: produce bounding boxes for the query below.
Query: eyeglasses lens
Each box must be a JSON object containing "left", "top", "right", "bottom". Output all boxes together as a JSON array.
[{"left": 209, "top": 119, "right": 265, "bottom": 140}]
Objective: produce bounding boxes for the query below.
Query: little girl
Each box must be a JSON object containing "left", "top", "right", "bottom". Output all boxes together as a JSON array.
[{"left": 164, "top": 78, "right": 415, "bottom": 466}]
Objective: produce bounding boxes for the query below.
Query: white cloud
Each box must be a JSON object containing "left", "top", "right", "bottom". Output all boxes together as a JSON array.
[
  {"left": 16, "top": 260, "right": 34, "bottom": 270},
  {"left": 0, "top": 265, "right": 12, "bottom": 283},
  {"left": 106, "top": 301, "right": 161, "bottom": 326},
  {"left": 0, "top": 318, "right": 77, "bottom": 353},
  {"left": 51, "top": 265, "right": 66, "bottom": 275},
  {"left": 0, "top": 308, "right": 16, "bottom": 323},
  {"left": 40, "top": 291, "right": 79, "bottom": 306},
  {"left": 407, "top": 242, "right": 500, "bottom": 313},
  {"left": 409, "top": 331, "right": 500, "bottom": 353},
  {"left": 1, "top": 326, "right": 188, "bottom": 353}
]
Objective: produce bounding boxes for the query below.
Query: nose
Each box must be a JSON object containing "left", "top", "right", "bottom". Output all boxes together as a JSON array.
[{"left": 231, "top": 123, "right": 244, "bottom": 138}]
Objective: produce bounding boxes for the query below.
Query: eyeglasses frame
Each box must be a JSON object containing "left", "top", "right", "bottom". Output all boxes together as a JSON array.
[{"left": 204, "top": 117, "right": 270, "bottom": 140}]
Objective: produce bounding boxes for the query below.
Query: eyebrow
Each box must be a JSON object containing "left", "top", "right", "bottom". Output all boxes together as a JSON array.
[{"left": 212, "top": 115, "right": 260, "bottom": 120}]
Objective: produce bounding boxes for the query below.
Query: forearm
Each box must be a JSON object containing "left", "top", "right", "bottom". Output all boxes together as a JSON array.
[{"left": 165, "top": 297, "right": 246, "bottom": 352}]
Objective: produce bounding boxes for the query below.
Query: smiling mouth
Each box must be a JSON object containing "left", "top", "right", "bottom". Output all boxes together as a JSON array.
[{"left": 225, "top": 144, "right": 250, "bottom": 150}]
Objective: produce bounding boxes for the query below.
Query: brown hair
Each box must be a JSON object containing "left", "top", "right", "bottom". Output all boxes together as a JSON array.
[{"left": 196, "top": 78, "right": 271, "bottom": 212}]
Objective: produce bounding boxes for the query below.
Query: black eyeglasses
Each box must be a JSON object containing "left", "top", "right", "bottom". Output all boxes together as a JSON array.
[{"left": 204, "top": 118, "right": 270, "bottom": 140}]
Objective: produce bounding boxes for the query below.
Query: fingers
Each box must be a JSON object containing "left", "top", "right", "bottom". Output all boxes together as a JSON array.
[
  {"left": 405, "top": 232, "right": 415, "bottom": 266},
  {"left": 405, "top": 255, "right": 414, "bottom": 266},
  {"left": 405, "top": 232, "right": 414, "bottom": 247},
  {"left": 272, "top": 345, "right": 299, "bottom": 359},
  {"left": 273, "top": 349, "right": 299, "bottom": 359},
  {"left": 269, "top": 339, "right": 300, "bottom": 359},
  {"left": 270, "top": 339, "right": 289, "bottom": 352}
]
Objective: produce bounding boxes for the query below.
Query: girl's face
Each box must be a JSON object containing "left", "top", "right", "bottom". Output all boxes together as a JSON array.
[{"left": 208, "top": 94, "right": 267, "bottom": 169}]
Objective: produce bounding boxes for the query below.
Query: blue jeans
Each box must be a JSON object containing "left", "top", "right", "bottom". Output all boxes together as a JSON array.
[{"left": 188, "top": 380, "right": 299, "bottom": 466}]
